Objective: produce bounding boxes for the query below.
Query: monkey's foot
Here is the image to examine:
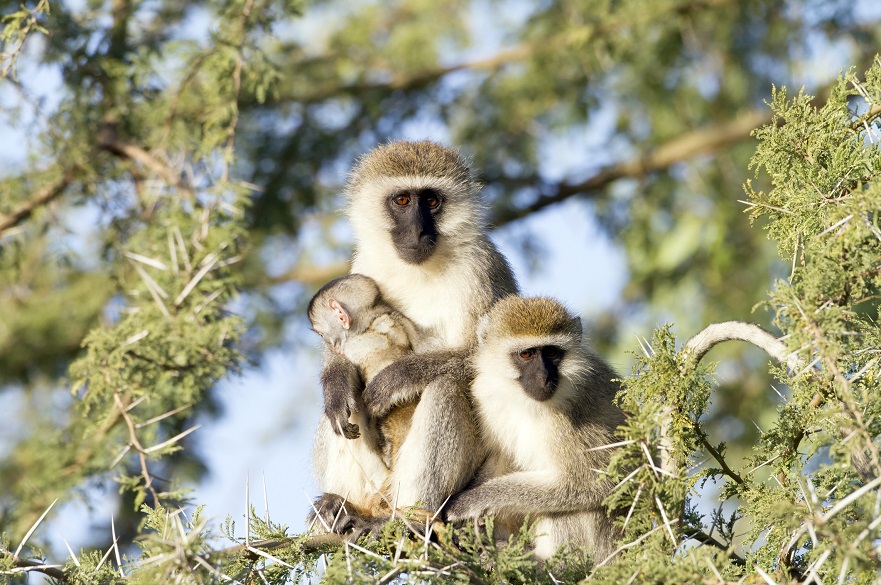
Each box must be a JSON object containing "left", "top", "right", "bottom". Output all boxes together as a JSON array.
[
  {"left": 391, "top": 507, "right": 446, "bottom": 542},
  {"left": 307, "top": 493, "right": 365, "bottom": 535},
  {"left": 345, "top": 507, "right": 445, "bottom": 543}
]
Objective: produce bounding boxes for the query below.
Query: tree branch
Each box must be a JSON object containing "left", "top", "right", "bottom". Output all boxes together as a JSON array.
[
  {"left": 99, "top": 138, "right": 195, "bottom": 197},
  {"left": 490, "top": 70, "right": 861, "bottom": 226},
  {"left": 694, "top": 425, "right": 744, "bottom": 485},
  {"left": 686, "top": 528, "right": 745, "bottom": 565},
  {"left": 210, "top": 534, "right": 344, "bottom": 560},
  {"left": 2, "top": 552, "right": 66, "bottom": 581},
  {"left": 0, "top": 173, "right": 75, "bottom": 236},
  {"left": 262, "top": 0, "right": 736, "bottom": 107},
  {"left": 492, "top": 109, "right": 771, "bottom": 226}
]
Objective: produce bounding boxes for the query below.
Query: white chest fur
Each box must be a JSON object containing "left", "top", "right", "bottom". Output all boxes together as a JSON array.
[
  {"left": 352, "top": 250, "right": 476, "bottom": 348},
  {"left": 472, "top": 373, "right": 557, "bottom": 472}
]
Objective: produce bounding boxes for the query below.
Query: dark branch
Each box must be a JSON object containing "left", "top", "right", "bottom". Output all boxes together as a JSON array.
[
  {"left": 492, "top": 109, "right": 771, "bottom": 226},
  {"left": 686, "top": 529, "right": 745, "bottom": 566},
  {"left": 694, "top": 427, "right": 744, "bottom": 485},
  {"left": 3, "top": 551, "right": 66, "bottom": 582},
  {"left": 0, "top": 173, "right": 75, "bottom": 236}
]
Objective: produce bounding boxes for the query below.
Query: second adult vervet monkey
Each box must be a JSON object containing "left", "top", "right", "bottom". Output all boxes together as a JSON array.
[
  {"left": 445, "top": 296, "right": 625, "bottom": 562},
  {"left": 312, "top": 140, "right": 519, "bottom": 533}
]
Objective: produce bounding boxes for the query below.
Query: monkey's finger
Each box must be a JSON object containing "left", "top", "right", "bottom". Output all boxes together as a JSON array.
[{"left": 341, "top": 421, "right": 360, "bottom": 439}]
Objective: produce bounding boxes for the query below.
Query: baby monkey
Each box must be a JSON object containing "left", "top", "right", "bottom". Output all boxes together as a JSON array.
[{"left": 308, "top": 273, "right": 433, "bottom": 467}]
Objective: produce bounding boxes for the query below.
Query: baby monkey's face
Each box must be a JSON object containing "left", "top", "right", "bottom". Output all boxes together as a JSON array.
[{"left": 310, "top": 299, "right": 354, "bottom": 355}]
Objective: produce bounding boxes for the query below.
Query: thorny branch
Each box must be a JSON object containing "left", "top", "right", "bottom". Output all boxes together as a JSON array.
[
  {"left": 0, "top": 535, "right": 346, "bottom": 584},
  {"left": 789, "top": 296, "right": 881, "bottom": 475},
  {"left": 112, "top": 390, "right": 160, "bottom": 505},
  {"left": 1, "top": 551, "right": 65, "bottom": 581}
]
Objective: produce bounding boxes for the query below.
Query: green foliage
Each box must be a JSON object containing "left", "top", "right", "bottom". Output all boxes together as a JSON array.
[
  {"left": 2, "top": 0, "right": 881, "bottom": 583},
  {"left": 0, "top": 0, "right": 48, "bottom": 79}
]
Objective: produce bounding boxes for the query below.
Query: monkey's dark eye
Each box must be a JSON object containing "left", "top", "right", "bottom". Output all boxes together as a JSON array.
[
  {"left": 424, "top": 193, "right": 441, "bottom": 209},
  {"left": 518, "top": 348, "right": 536, "bottom": 360},
  {"left": 543, "top": 346, "right": 564, "bottom": 360},
  {"left": 393, "top": 193, "right": 411, "bottom": 206}
]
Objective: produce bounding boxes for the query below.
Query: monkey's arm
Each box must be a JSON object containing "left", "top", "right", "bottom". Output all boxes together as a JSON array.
[
  {"left": 444, "top": 471, "right": 610, "bottom": 521},
  {"left": 362, "top": 349, "right": 469, "bottom": 418},
  {"left": 321, "top": 352, "right": 364, "bottom": 439}
]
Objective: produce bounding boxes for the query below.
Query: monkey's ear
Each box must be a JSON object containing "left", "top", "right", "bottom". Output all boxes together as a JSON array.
[
  {"left": 570, "top": 317, "right": 583, "bottom": 337},
  {"left": 330, "top": 299, "right": 352, "bottom": 330},
  {"left": 476, "top": 314, "right": 491, "bottom": 345}
]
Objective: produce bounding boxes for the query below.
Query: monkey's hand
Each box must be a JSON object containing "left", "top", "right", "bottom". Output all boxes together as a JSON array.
[
  {"left": 444, "top": 487, "right": 492, "bottom": 522},
  {"left": 363, "top": 350, "right": 467, "bottom": 418},
  {"left": 321, "top": 354, "right": 363, "bottom": 439}
]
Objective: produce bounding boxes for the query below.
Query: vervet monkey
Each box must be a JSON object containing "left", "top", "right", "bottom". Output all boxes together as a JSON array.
[
  {"left": 311, "top": 140, "right": 519, "bottom": 534},
  {"left": 308, "top": 273, "right": 437, "bottom": 466},
  {"left": 444, "top": 296, "right": 625, "bottom": 562}
]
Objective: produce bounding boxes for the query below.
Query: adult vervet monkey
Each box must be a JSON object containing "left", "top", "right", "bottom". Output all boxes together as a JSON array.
[
  {"left": 311, "top": 140, "right": 519, "bottom": 533},
  {"left": 445, "top": 296, "right": 625, "bottom": 562}
]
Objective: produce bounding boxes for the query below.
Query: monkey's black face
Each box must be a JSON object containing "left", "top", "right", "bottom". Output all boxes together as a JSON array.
[
  {"left": 386, "top": 189, "right": 443, "bottom": 264},
  {"left": 512, "top": 345, "right": 564, "bottom": 401}
]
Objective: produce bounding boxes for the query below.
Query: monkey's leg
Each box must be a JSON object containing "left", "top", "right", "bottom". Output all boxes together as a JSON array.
[
  {"left": 310, "top": 417, "right": 390, "bottom": 533},
  {"left": 387, "top": 375, "right": 483, "bottom": 512},
  {"left": 533, "top": 510, "right": 621, "bottom": 563}
]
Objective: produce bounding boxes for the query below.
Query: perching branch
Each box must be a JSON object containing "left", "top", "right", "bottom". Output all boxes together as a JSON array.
[
  {"left": 210, "top": 534, "right": 344, "bottom": 560},
  {"left": 2, "top": 535, "right": 345, "bottom": 584}
]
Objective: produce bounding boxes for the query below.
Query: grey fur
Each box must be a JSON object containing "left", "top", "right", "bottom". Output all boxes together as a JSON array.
[
  {"left": 363, "top": 349, "right": 470, "bottom": 419},
  {"left": 312, "top": 140, "right": 518, "bottom": 534},
  {"left": 319, "top": 356, "right": 362, "bottom": 439},
  {"left": 445, "top": 296, "right": 626, "bottom": 562}
]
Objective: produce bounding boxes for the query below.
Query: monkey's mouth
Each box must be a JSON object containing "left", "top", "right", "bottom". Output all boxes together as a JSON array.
[{"left": 395, "top": 239, "right": 437, "bottom": 264}]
